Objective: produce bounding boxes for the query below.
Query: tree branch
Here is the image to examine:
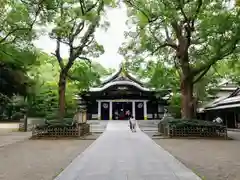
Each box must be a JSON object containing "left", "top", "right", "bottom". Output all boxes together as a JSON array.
[
  {"left": 192, "top": 38, "right": 240, "bottom": 77},
  {"left": 191, "top": 0, "right": 203, "bottom": 28},
  {"left": 176, "top": 0, "right": 188, "bottom": 22},
  {"left": 72, "top": 21, "right": 85, "bottom": 40},
  {"left": 151, "top": 43, "right": 176, "bottom": 55},
  {"left": 0, "top": 0, "right": 43, "bottom": 44},
  {"left": 124, "top": 0, "right": 157, "bottom": 23},
  {"left": 148, "top": 26, "right": 178, "bottom": 51},
  {"left": 70, "top": 0, "right": 104, "bottom": 62},
  {"left": 0, "top": 28, "right": 26, "bottom": 44},
  {"left": 164, "top": 26, "right": 170, "bottom": 40},
  {"left": 84, "top": 35, "right": 95, "bottom": 47},
  {"left": 164, "top": 26, "right": 178, "bottom": 49},
  {"left": 53, "top": 37, "right": 64, "bottom": 70},
  {"left": 69, "top": 19, "right": 77, "bottom": 44},
  {"left": 86, "top": 0, "right": 100, "bottom": 13},
  {"left": 0, "top": 49, "right": 24, "bottom": 65},
  {"left": 193, "top": 65, "right": 211, "bottom": 84},
  {"left": 171, "top": 21, "right": 182, "bottom": 40},
  {"left": 79, "top": 0, "right": 86, "bottom": 15},
  {"left": 78, "top": 56, "right": 92, "bottom": 65}
]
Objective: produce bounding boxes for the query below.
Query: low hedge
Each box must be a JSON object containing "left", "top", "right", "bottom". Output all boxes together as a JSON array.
[
  {"left": 168, "top": 119, "right": 225, "bottom": 129},
  {"left": 158, "top": 117, "right": 227, "bottom": 138},
  {"left": 160, "top": 117, "right": 225, "bottom": 128},
  {"left": 158, "top": 117, "right": 227, "bottom": 136},
  {"left": 35, "top": 118, "right": 77, "bottom": 129}
]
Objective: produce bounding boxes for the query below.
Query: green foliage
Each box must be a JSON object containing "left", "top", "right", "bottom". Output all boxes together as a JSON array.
[
  {"left": 0, "top": 0, "right": 114, "bottom": 120},
  {"left": 26, "top": 52, "right": 106, "bottom": 118},
  {"left": 168, "top": 94, "right": 181, "bottom": 118},
  {"left": 122, "top": 0, "right": 240, "bottom": 77},
  {"left": 159, "top": 117, "right": 226, "bottom": 135},
  {"left": 167, "top": 119, "right": 225, "bottom": 129},
  {"left": 28, "top": 80, "right": 78, "bottom": 118},
  {"left": 49, "top": 0, "right": 114, "bottom": 61},
  {"left": 28, "top": 82, "right": 58, "bottom": 117},
  {"left": 0, "top": 0, "right": 54, "bottom": 44},
  {"left": 237, "top": 0, "right": 240, "bottom": 7},
  {"left": 35, "top": 118, "right": 77, "bottom": 129},
  {"left": 69, "top": 61, "right": 101, "bottom": 90},
  {"left": 46, "top": 0, "right": 116, "bottom": 119},
  {"left": 149, "top": 63, "right": 179, "bottom": 91},
  {"left": 122, "top": 0, "right": 240, "bottom": 118},
  {"left": 214, "top": 58, "right": 240, "bottom": 85},
  {"left": 0, "top": 0, "right": 55, "bottom": 119},
  {"left": 11, "top": 112, "right": 24, "bottom": 120},
  {"left": 0, "top": 43, "right": 38, "bottom": 98}
]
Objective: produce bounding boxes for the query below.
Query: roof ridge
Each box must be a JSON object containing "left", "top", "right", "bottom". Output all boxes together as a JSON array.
[{"left": 229, "top": 87, "right": 240, "bottom": 97}]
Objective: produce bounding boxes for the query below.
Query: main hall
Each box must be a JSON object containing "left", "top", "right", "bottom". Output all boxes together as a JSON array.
[{"left": 80, "top": 63, "right": 170, "bottom": 120}]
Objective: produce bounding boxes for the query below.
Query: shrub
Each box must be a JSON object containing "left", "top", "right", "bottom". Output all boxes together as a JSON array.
[
  {"left": 167, "top": 119, "right": 225, "bottom": 129},
  {"left": 158, "top": 117, "right": 227, "bottom": 137},
  {"left": 11, "top": 112, "right": 24, "bottom": 120}
]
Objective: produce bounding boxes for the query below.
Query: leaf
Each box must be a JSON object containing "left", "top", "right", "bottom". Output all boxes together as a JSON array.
[
  {"left": 136, "top": 11, "right": 149, "bottom": 28},
  {"left": 104, "top": 0, "right": 115, "bottom": 6}
]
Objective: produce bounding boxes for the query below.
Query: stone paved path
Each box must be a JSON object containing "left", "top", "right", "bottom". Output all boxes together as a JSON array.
[
  {"left": 55, "top": 121, "right": 201, "bottom": 180},
  {"left": 0, "top": 130, "right": 31, "bottom": 148}
]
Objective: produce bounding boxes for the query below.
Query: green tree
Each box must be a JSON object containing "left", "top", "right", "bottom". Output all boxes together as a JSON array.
[
  {"left": 27, "top": 52, "right": 106, "bottom": 118},
  {"left": 0, "top": 0, "right": 54, "bottom": 46},
  {"left": 0, "top": 0, "right": 55, "bottom": 98},
  {"left": 48, "top": 0, "right": 115, "bottom": 119},
  {"left": 125, "top": 57, "right": 226, "bottom": 118},
  {"left": 214, "top": 58, "right": 240, "bottom": 85},
  {"left": 121, "top": 0, "right": 240, "bottom": 119},
  {"left": 91, "top": 62, "right": 114, "bottom": 76},
  {"left": 237, "top": 0, "right": 240, "bottom": 7}
]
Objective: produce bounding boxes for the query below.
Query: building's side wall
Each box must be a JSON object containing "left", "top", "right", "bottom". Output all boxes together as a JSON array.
[
  {"left": 147, "top": 101, "right": 165, "bottom": 119},
  {"left": 87, "top": 101, "right": 98, "bottom": 120}
]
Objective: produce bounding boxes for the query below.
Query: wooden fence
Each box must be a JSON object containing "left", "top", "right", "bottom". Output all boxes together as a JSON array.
[
  {"left": 159, "top": 123, "right": 227, "bottom": 139},
  {"left": 32, "top": 123, "right": 90, "bottom": 138},
  {"left": 169, "top": 126, "right": 227, "bottom": 138}
]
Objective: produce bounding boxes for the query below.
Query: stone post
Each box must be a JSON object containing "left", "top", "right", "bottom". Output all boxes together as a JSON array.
[
  {"left": 144, "top": 101, "right": 147, "bottom": 120},
  {"left": 76, "top": 96, "right": 89, "bottom": 136}
]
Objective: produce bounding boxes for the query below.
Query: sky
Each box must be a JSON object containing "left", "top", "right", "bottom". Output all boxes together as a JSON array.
[{"left": 33, "top": 4, "right": 128, "bottom": 69}]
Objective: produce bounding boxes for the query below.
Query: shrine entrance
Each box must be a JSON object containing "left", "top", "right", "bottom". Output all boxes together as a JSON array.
[{"left": 112, "top": 102, "right": 132, "bottom": 120}]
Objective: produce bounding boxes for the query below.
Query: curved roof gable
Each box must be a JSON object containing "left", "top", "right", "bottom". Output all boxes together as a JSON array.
[
  {"left": 99, "top": 63, "right": 146, "bottom": 87},
  {"left": 90, "top": 62, "right": 152, "bottom": 92},
  {"left": 100, "top": 65, "right": 123, "bottom": 85},
  {"left": 90, "top": 80, "right": 152, "bottom": 92}
]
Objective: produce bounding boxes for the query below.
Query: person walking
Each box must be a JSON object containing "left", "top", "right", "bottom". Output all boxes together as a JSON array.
[
  {"left": 129, "top": 115, "right": 132, "bottom": 131},
  {"left": 125, "top": 109, "right": 131, "bottom": 120},
  {"left": 129, "top": 116, "right": 136, "bottom": 132}
]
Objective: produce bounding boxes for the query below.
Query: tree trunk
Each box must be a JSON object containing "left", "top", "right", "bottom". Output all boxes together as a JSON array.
[
  {"left": 58, "top": 71, "right": 67, "bottom": 120},
  {"left": 180, "top": 77, "right": 194, "bottom": 119}
]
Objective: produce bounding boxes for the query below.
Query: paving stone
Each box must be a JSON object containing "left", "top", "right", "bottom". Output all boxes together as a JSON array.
[
  {"left": 0, "top": 131, "right": 31, "bottom": 148},
  {"left": 55, "top": 121, "right": 201, "bottom": 180}
]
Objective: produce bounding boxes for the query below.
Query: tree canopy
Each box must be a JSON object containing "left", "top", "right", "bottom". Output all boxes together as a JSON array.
[
  {"left": 0, "top": 0, "right": 55, "bottom": 98},
  {"left": 121, "top": 0, "right": 240, "bottom": 119},
  {"left": 0, "top": 0, "right": 116, "bottom": 120},
  {"left": 41, "top": 0, "right": 116, "bottom": 119}
]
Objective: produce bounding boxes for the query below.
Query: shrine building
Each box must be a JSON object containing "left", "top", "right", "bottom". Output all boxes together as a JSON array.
[{"left": 80, "top": 63, "right": 170, "bottom": 120}]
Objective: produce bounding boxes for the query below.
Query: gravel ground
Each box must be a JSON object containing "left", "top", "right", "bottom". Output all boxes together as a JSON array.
[
  {"left": 0, "top": 139, "right": 94, "bottom": 180},
  {"left": 155, "top": 138, "right": 240, "bottom": 180}
]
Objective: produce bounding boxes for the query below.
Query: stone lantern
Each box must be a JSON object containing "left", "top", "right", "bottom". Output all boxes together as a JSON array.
[
  {"left": 76, "top": 96, "right": 87, "bottom": 124},
  {"left": 20, "top": 107, "right": 28, "bottom": 132}
]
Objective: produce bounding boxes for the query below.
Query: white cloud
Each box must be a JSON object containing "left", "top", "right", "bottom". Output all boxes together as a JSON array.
[{"left": 33, "top": 4, "right": 128, "bottom": 69}]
